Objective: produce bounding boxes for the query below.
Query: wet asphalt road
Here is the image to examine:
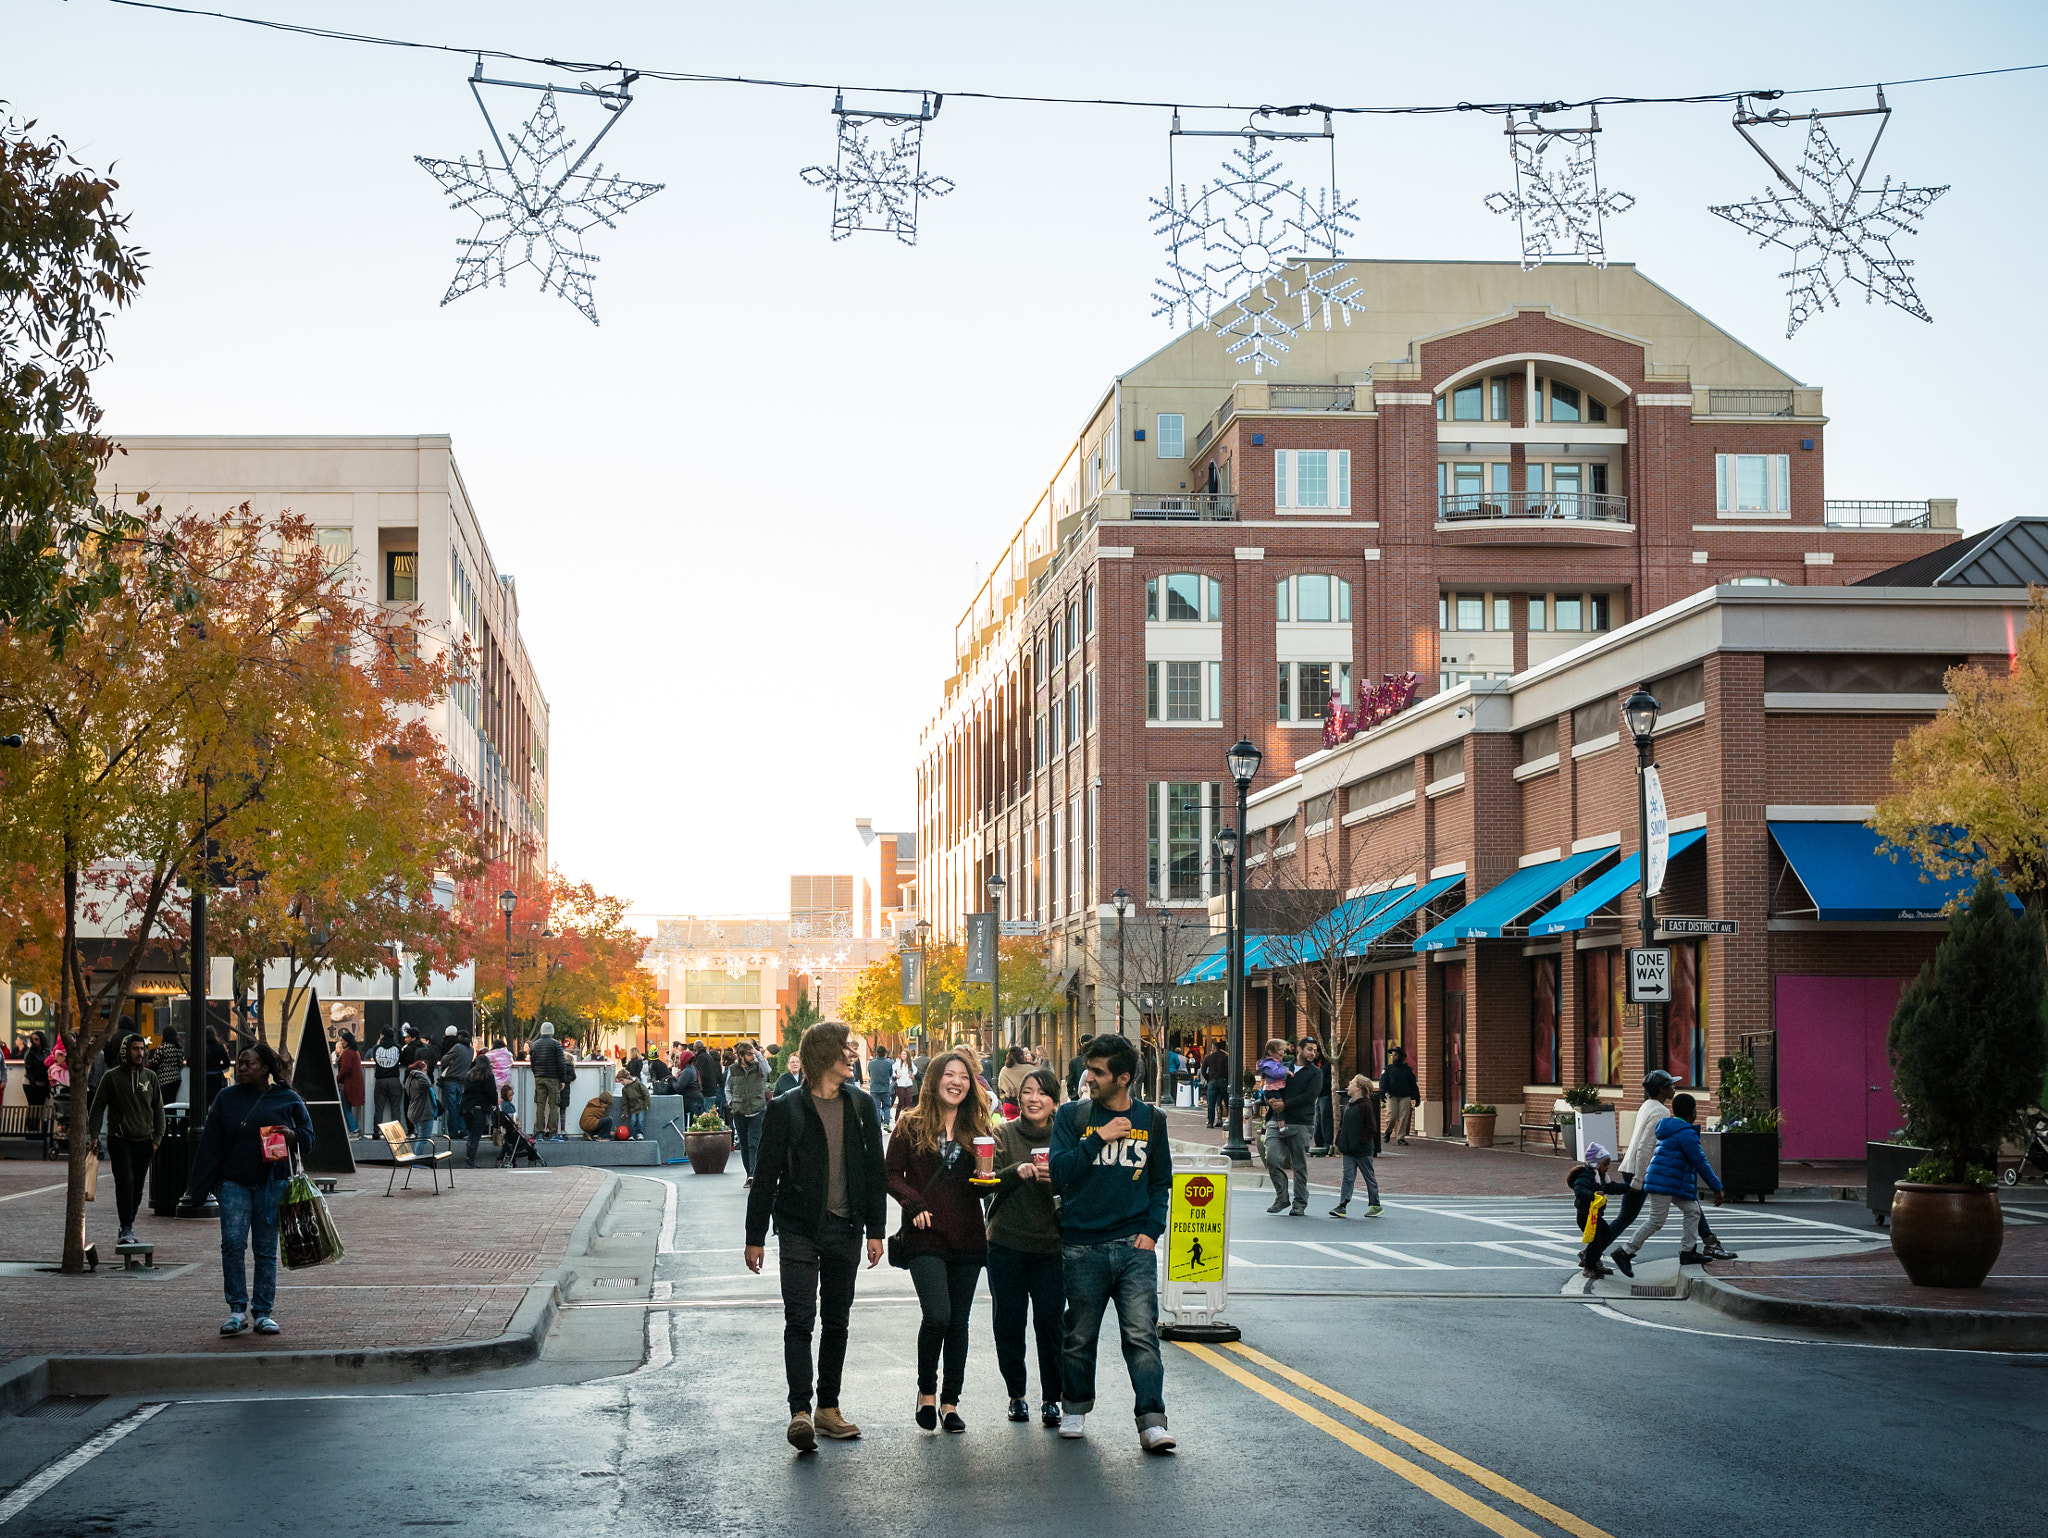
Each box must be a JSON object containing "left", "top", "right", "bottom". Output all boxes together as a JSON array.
[{"left": 4, "top": 1169, "right": 2042, "bottom": 1538}]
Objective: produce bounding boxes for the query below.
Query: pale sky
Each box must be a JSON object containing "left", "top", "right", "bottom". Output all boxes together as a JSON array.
[{"left": 14, "top": 0, "right": 2045, "bottom": 919}]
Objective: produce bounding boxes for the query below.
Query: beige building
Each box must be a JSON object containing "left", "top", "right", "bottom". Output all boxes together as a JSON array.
[{"left": 101, "top": 435, "right": 550, "bottom": 873}]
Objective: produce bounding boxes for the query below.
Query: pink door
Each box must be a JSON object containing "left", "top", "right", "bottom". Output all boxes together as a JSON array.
[{"left": 1775, "top": 976, "right": 1908, "bottom": 1161}]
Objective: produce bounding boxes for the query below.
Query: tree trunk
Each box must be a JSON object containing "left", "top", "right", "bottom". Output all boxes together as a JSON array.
[{"left": 59, "top": 855, "right": 90, "bottom": 1275}]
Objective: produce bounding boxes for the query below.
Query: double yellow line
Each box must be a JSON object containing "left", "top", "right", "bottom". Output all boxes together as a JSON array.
[{"left": 1175, "top": 1341, "right": 1611, "bottom": 1538}]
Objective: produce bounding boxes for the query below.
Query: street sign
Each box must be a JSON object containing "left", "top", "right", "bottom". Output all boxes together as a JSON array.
[
  {"left": 999, "top": 919, "right": 1040, "bottom": 937},
  {"left": 1661, "top": 918, "right": 1738, "bottom": 936},
  {"left": 963, "top": 913, "right": 995, "bottom": 983},
  {"left": 1159, "top": 1161, "right": 1239, "bottom": 1342},
  {"left": 1643, "top": 766, "right": 1670, "bottom": 899},
  {"left": 1627, "top": 945, "right": 1672, "bottom": 1003}
]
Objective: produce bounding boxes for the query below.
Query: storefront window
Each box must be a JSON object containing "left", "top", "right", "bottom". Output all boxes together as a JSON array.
[
  {"left": 1583, "top": 950, "right": 1624, "bottom": 1086},
  {"left": 1667, "top": 941, "right": 1707, "bottom": 1085},
  {"left": 1532, "top": 956, "right": 1559, "bottom": 1084},
  {"left": 1369, "top": 968, "right": 1409, "bottom": 1075}
]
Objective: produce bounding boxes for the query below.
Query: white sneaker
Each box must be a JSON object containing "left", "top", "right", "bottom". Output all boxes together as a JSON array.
[
  {"left": 1139, "top": 1425, "right": 1177, "bottom": 1454},
  {"left": 1058, "top": 1412, "right": 1086, "bottom": 1439}
]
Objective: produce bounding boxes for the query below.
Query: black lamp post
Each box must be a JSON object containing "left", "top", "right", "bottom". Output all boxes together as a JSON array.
[
  {"left": 1223, "top": 738, "right": 1263, "bottom": 1163},
  {"left": 1622, "top": 686, "right": 1663, "bottom": 1079},
  {"left": 176, "top": 847, "right": 219, "bottom": 1218},
  {"left": 1111, "top": 887, "right": 1129, "bottom": 1042},
  {"left": 1217, "top": 825, "right": 1237, "bottom": 1123},
  {"left": 914, "top": 916, "right": 932, "bottom": 1057},
  {"left": 985, "top": 872, "right": 1005, "bottom": 1054},
  {"left": 498, "top": 888, "right": 517, "bottom": 1042},
  {"left": 1157, "top": 907, "right": 1172, "bottom": 1103}
]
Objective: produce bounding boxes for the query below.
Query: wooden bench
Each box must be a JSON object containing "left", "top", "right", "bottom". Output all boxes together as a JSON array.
[
  {"left": 0, "top": 1102, "right": 53, "bottom": 1156},
  {"left": 1520, "top": 1108, "right": 1568, "bottom": 1153},
  {"left": 378, "top": 1120, "right": 456, "bottom": 1196}
]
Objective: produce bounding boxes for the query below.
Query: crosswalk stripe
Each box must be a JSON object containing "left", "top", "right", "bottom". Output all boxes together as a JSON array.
[
  {"left": 1349, "top": 1241, "right": 1456, "bottom": 1270},
  {"left": 1294, "top": 1240, "right": 1395, "bottom": 1269}
]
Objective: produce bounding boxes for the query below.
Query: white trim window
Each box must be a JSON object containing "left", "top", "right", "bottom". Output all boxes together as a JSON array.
[
  {"left": 1147, "top": 660, "right": 1223, "bottom": 722},
  {"left": 1276, "top": 661, "right": 1351, "bottom": 722},
  {"left": 1276, "top": 574, "right": 1352, "bottom": 622},
  {"left": 1146, "top": 573, "right": 1223, "bottom": 622},
  {"left": 1156, "top": 413, "right": 1185, "bottom": 459},
  {"left": 1716, "top": 453, "right": 1791, "bottom": 514},
  {"left": 1273, "top": 449, "right": 1351, "bottom": 510}
]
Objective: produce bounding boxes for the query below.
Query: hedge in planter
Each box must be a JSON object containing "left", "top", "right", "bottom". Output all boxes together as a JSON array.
[
  {"left": 1885, "top": 873, "right": 2047, "bottom": 1286},
  {"left": 1711, "top": 1054, "right": 1780, "bottom": 1202}
]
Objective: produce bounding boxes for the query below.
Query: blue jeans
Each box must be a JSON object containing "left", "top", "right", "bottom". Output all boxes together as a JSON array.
[
  {"left": 1339, "top": 1152, "right": 1379, "bottom": 1207},
  {"left": 737, "top": 1111, "right": 765, "bottom": 1176},
  {"left": 217, "top": 1175, "right": 285, "bottom": 1318},
  {"left": 342, "top": 1104, "right": 358, "bottom": 1135},
  {"left": 442, "top": 1092, "right": 465, "bottom": 1140},
  {"left": 629, "top": 1110, "right": 646, "bottom": 1136},
  {"left": 1060, "top": 1236, "right": 1166, "bottom": 1426}
]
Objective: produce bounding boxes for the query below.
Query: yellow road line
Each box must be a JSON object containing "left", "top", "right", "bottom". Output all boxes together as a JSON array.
[
  {"left": 1225, "top": 1342, "right": 1613, "bottom": 1538},
  {"left": 1173, "top": 1342, "right": 1544, "bottom": 1538}
]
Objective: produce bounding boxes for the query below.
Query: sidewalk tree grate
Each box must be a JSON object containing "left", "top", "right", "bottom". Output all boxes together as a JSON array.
[
  {"left": 453, "top": 1250, "right": 540, "bottom": 1269},
  {"left": 24, "top": 1395, "right": 105, "bottom": 1419}
]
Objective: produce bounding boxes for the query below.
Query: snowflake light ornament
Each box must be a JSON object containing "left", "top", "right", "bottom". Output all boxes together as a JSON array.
[
  {"left": 801, "top": 92, "right": 952, "bottom": 245},
  {"left": 1710, "top": 91, "right": 1948, "bottom": 338},
  {"left": 1150, "top": 116, "right": 1364, "bottom": 375},
  {"left": 416, "top": 68, "right": 662, "bottom": 325},
  {"left": 1483, "top": 108, "right": 1633, "bottom": 269}
]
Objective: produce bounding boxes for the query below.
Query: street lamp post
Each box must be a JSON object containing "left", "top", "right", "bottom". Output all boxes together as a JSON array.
[
  {"left": 1217, "top": 825, "right": 1237, "bottom": 1123},
  {"left": 1223, "top": 738, "right": 1263, "bottom": 1163},
  {"left": 914, "top": 917, "right": 932, "bottom": 1059},
  {"left": 498, "top": 889, "right": 517, "bottom": 1043},
  {"left": 1623, "top": 686, "right": 1664, "bottom": 1079},
  {"left": 1111, "top": 887, "right": 1129, "bottom": 1043},
  {"left": 986, "top": 872, "right": 1005, "bottom": 1055},
  {"left": 389, "top": 940, "right": 405, "bottom": 1051},
  {"left": 1157, "top": 907, "right": 1172, "bottom": 1104},
  {"left": 176, "top": 851, "right": 219, "bottom": 1218}
]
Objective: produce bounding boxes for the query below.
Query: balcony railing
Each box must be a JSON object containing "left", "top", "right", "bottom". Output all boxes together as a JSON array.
[
  {"left": 1438, "top": 491, "right": 1630, "bottom": 525},
  {"left": 1130, "top": 493, "right": 1238, "bottom": 522},
  {"left": 1825, "top": 500, "right": 1934, "bottom": 529},
  {"left": 1707, "top": 388, "right": 1795, "bottom": 417},
  {"left": 1269, "top": 384, "right": 1356, "bottom": 412}
]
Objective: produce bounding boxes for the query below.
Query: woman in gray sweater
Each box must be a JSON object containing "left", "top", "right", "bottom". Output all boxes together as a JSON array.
[{"left": 988, "top": 1069, "right": 1065, "bottom": 1427}]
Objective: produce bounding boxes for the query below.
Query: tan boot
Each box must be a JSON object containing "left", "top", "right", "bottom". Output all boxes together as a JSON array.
[
  {"left": 814, "top": 1407, "right": 861, "bottom": 1440},
  {"left": 786, "top": 1411, "right": 817, "bottom": 1452}
]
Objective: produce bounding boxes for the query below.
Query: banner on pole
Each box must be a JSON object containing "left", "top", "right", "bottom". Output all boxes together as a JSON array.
[
  {"left": 1643, "top": 765, "right": 1670, "bottom": 899},
  {"left": 963, "top": 913, "right": 995, "bottom": 983},
  {"left": 900, "top": 949, "right": 922, "bottom": 1007}
]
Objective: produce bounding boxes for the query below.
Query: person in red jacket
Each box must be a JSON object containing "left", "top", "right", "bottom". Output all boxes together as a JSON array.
[{"left": 334, "top": 1033, "right": 365, "bottom": 1137}]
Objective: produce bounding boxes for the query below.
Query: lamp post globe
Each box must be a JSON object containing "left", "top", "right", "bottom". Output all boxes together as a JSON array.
[{"left": 1622, "top": 686, "right": 1661, "bottom": 745}]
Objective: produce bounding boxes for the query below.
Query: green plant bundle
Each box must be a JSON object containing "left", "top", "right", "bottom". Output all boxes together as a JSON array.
[
  {"left": 1462, "top": 1103, "right": 1496, "bottom": 1116},
  {"left": 1903, "top": 1157, "right": 1995, "bottom": 1188},
  {"left": 1715, "top": 1054, "right": 1781, "bottom": 1132},
  {"left": 1562, "top": 1084, "right": 1603, "bottom": 1111},
  {"left": 688, "top": 1111, "right": 727, "bottom": 1133},
  {"left": 1888, "top": 874, "right": 2048, "bottom": 1186}
]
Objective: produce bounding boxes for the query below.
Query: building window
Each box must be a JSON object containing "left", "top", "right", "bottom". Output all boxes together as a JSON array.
[
  {"left": 1277, "top": 662, "right": 1349, "bottom": 721},
  {"left": 1277, "top": 575, "right": 1350, "bottom": 623},
  {"left": 1067, "top": 600, "right": 1080, "bottom": 651},
  {"left": 1369, "top": 969, "right": 1409, "bottom": 1075},
  {"left": 1667, "top": 941, "right": 1707, "bottom": 1086},
  {"left": 1298, "top": 663, "right": 1334, "bottom": 720},
  {"left": 1146, "top": 664, "right": 1158, "bottom": 722},
  {"left": 1085, "top": 583, "right": 1096, "bottom": 634},
  {"left": 1148, "top": 572, "right": 1216, "bottom": 622},
  {"left": 1583, "top": 949, "right": 1624, "bottom": 1087},
  {"left": 1533, "top": 956, "right": 1559, "bottom": 1084},
  {"left": 1555, "top": 596, "right": 1583, "bottom": 632},
  {"left": 385, "top": 550, "right": 418, "bottom": 602},
  {"left": 1156, "top": 413, "right": 1185, "bottom": 458},
  {"left": 1049, "top": 698, "right": 1062, "bottom": 749},
  {"left": 1456, "top": 594, "right": 1485, "bottom": 631},
  {"left": 1166, "top": 661, "right": 1202, "bottom": 720},
  {"left": 316, "top": 527, "right": 353, "bottom": 574},
  {"left": 1493, "top": 596, "right": 1512, "bottom": 631},
  {"left": 1451, "top": 379, "right": 1483, "bottom": 421},
  {"left": 1276, "top": 661, "right": 1291, "bottom": 720},
  {"left": 1298, "top": 574, "right": 1331, "bottom": 622},
  {"left": 1207, "top": 660, "right": 1222, "bottom": 721},
  {"left": 1490, "top": 376, "right": 1509, "bottom": 421},
  {"left": 1438, "top": 595, "right": 1449, "bottom": 629},
  {"left": 1050, "top": 613, "right": 1063, "bottom": 658},
  {"left": 1036, "top": 712, "right": 1047, "bottom": 767},
  {"left": 1716, "top": 453, "right": 1791, "bottom": 514},
  {"left": 1273, "top": 449, "right": 1351, "bottom": 510},
  {"left": 1590, "top": 594, "right": 1611, "bottom": 631},
  {"left": 1086, "top": 667, "right": 1097, "bottom": 728},
  {"left": 1549, "top": 381, "right": 1582, "bottom": 423},
  {"left": 1066, "top": 684, "right": 1080, "bottom": 746},
  {"left": 1276, "top": 579, "right": 1289, "bottom": 622}
]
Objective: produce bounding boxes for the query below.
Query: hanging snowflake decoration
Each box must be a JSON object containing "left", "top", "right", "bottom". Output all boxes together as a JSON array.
[
  {"left": 1709, "top": 95, "right": 1948, "bottom": 337},
  {"left": 416, "top": 72, "right": 662, "bottom": 325},
  {"left": 1150, "top": 126, "right": 1363, "bottom": 375},
  {"left": 801, "top": 93, "right": 952, "bottom": 245},
  {"left": 1483, "top": 110, "right": 1633, "bottom": 269}
]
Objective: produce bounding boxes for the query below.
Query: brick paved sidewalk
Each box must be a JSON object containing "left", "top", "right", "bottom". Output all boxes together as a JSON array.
[
  {"left": 0, "top": 1155, "right": 602, "bottom": 1362},
  {"left": 1710, "top": 1221, "right": 2048, "bottom": 1314}
]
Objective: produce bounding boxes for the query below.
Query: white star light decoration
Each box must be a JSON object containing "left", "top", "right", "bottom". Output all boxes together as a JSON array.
[
  {"left": 416, "top": 85, "right": 663, "bottom": 325},
  {"left": 1483, "top": 115, "right": 1634, "bottom": 269},
  {"left": 1710, "top": 111, "right": 1947, "bottom": 337},
  {"left": 1151, "top": 137, "right": 1363, "bottom": 374},
  {"left": 801, "top": 113, "right": 953, "bottom": 245}
]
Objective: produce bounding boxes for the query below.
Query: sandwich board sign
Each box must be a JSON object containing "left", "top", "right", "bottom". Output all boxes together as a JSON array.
[{"left": 1158, "top": 1162, "right": 1240, "bottom": 1342}]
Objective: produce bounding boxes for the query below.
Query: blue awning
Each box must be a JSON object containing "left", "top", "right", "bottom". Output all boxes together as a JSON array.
[
  {"left": 1768, "top": 822, "right": 2018, "bottom": 921},
  {"left": 1179, "top": 933, "right": 1283, "bottom": 983},
  {"left": 1530, "top": 830, "right": 1707, "bottom": 936},
  {"left": 1413, "top": 849, "right": 1613, "bottom": 952},
  {"left": 1339, "top": 874, "right": 1465, "bottom": 957},
  {"left": 1261, "top": 876, "right": 1463, "bottom": 968}
]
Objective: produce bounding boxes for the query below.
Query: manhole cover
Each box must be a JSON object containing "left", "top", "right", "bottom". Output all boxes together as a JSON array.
[
  {"left": 25, "top": 1396, "right": 104, "bottom": 1419},
  {"left": 453, "top": 1250, "right": 540, "bottom": 1269}
]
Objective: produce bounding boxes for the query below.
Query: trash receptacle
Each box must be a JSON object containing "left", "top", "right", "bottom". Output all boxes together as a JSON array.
[{"left": 151, "top": 1107, "right": 191, "bottom": 1217}]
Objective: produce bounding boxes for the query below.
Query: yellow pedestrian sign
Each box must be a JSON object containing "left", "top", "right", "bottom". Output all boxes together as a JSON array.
[{"left": 1167, "top": 1171, "right": 1226, "bottom": 1283}]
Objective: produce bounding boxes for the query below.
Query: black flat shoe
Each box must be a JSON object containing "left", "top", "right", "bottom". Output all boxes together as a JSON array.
[
  {"left": 915, "top": 1402, "right": 937, "bottom": 1431},
  {"left": 1611, "top": 1250, "right": 1635, "bottom": 1278},
  {"left": 1041, "top": 1401, "right": 1060, "bottom": 1427},
  {"left": 1007, "top": 1398, "right": 1029, "bottom": 1422},
  {"left": 942, "top": 1411, "right": 967, "bottom": 1434}
]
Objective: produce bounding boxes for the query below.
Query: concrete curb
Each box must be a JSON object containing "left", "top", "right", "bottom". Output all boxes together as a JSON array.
[
  {"left": 1684, "top": 1267, "right": 2048, "bottom": 1351},
  {"left": 0, "top": 1172, "right": 626, "bottom": 1408}
]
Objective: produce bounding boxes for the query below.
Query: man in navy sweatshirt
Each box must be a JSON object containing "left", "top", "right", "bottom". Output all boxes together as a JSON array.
[{"left": 1048, "top": 1033, "right": 1176, "bottom": 1454}]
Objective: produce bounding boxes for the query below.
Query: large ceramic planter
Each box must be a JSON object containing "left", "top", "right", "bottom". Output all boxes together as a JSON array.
[
  {"left": 1462, "top": 1112, "right": 1497, "bottom": 1149},
  {"left": 1890, "top": 1182, "right": 2003, "bottom": 1287},
  {"left": 1701, "top": 1131, "right": 1779, "bottom": 1202},
  {"left": 1866, "top": 1140, "right": 1931, "bottom": 1227},
  {"left": 683, "top": 1131, "right": 732, "bottom": 1174}
]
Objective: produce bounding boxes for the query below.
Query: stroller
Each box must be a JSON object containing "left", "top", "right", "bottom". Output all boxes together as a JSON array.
[
  {"left": 2002, "top": 1108, "right": 2048, "bottom": 1187},
  {"left": 495, "top": 1105, "right": 546, "bottom": 1168}
]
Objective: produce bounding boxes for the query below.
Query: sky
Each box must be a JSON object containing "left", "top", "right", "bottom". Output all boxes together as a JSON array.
[{"left": 11, "top": 0, "right": 2046, "bottom": 921}]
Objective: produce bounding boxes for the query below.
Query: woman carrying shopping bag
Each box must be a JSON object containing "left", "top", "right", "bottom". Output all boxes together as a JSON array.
[{"left": 186, "top": 1043, "right": 315, "bottom": 1338}]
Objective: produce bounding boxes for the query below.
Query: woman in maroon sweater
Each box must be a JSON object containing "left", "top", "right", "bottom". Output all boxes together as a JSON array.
[{"left": 886, "top": 1049, "right": 992, "bottom": 1433}]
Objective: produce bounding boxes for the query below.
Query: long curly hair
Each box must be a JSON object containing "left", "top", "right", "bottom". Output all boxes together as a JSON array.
[{"left": 897, "top": 1048, "right": 992, "bottom": 1155}]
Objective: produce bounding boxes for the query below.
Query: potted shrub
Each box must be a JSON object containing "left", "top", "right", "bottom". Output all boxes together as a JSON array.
[
  {"left": 1885, "top": 873, "right": 2047, "bottom": 1287},
  {"left": 1703, "top": 1054, "right": 1780, "bottom": 1202},
  {"left": 1562, "top": 1084, "right": 1616, "bottom": 1162},
  {"left": 682, "top": 1111, "right": 733, "bottom": 1175},
  {"left": 1462, "top": 1104, "right": 1497, "bottom": 1148}
]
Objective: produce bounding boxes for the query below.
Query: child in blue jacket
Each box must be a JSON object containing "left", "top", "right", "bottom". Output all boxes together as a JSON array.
[{"left": 1616, "top": 1092, "right": 1723, "bottom": 1266}]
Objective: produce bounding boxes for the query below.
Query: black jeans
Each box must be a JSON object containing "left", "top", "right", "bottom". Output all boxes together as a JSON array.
[
  {"left": 108, "top": 1137, "right": 154, "bottom": 1229},
  {"left": 908, "top": 1252, "right": 983, "bottom": 1402},
  {"left": 779, "top": 1214, "right": 862, "bottom": 1415},
  {"left": 736, "top": 1111, "right": 765, "bottom": 1176},
  {"left": 986, "top": 1241, "right": 1063, "bottom": 1403}
]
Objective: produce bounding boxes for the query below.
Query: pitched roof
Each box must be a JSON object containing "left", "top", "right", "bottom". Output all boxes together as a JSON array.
[{"left": 1854, "top": 517, "right": 2048, "bottom": 589}]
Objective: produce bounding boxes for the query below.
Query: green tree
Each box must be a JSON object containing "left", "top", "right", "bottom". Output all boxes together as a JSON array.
[{"left": 1887, "top": 872, "right": 2048, "bottom": 1183}]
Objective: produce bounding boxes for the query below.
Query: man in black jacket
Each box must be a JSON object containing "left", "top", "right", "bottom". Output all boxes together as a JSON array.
[
  {"left": 1379, "top": 1047, "right": 1420, "bottom": 1145},
  {"left": 744, "top": 1022, "right": 887, "bottom": 1454},
  {"left": 1201, "top": 1043, "right": 1230, "bottom": 1127},
  {"left": 1261, "top": 1039, "right": 1323, "bottom": 1216},
  {"left": 527, "top": 1025, "right": 567, "bottom": 1140}
]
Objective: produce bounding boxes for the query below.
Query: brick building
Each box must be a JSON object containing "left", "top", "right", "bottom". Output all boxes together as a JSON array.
[{"left": 915, "top": 261, "right": 1959, "bottom": 1076}]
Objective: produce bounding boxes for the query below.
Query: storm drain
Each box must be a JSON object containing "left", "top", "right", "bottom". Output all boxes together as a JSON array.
[
  {"left": 453, "top": 1250, "right": 539, "bottom": 1269},
  {"left": 587, "top": 1277, "right": 639, "bottom": 1290},
  {"left": 24, "top": 1396, "right": 105, "bottom": 1419}
]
